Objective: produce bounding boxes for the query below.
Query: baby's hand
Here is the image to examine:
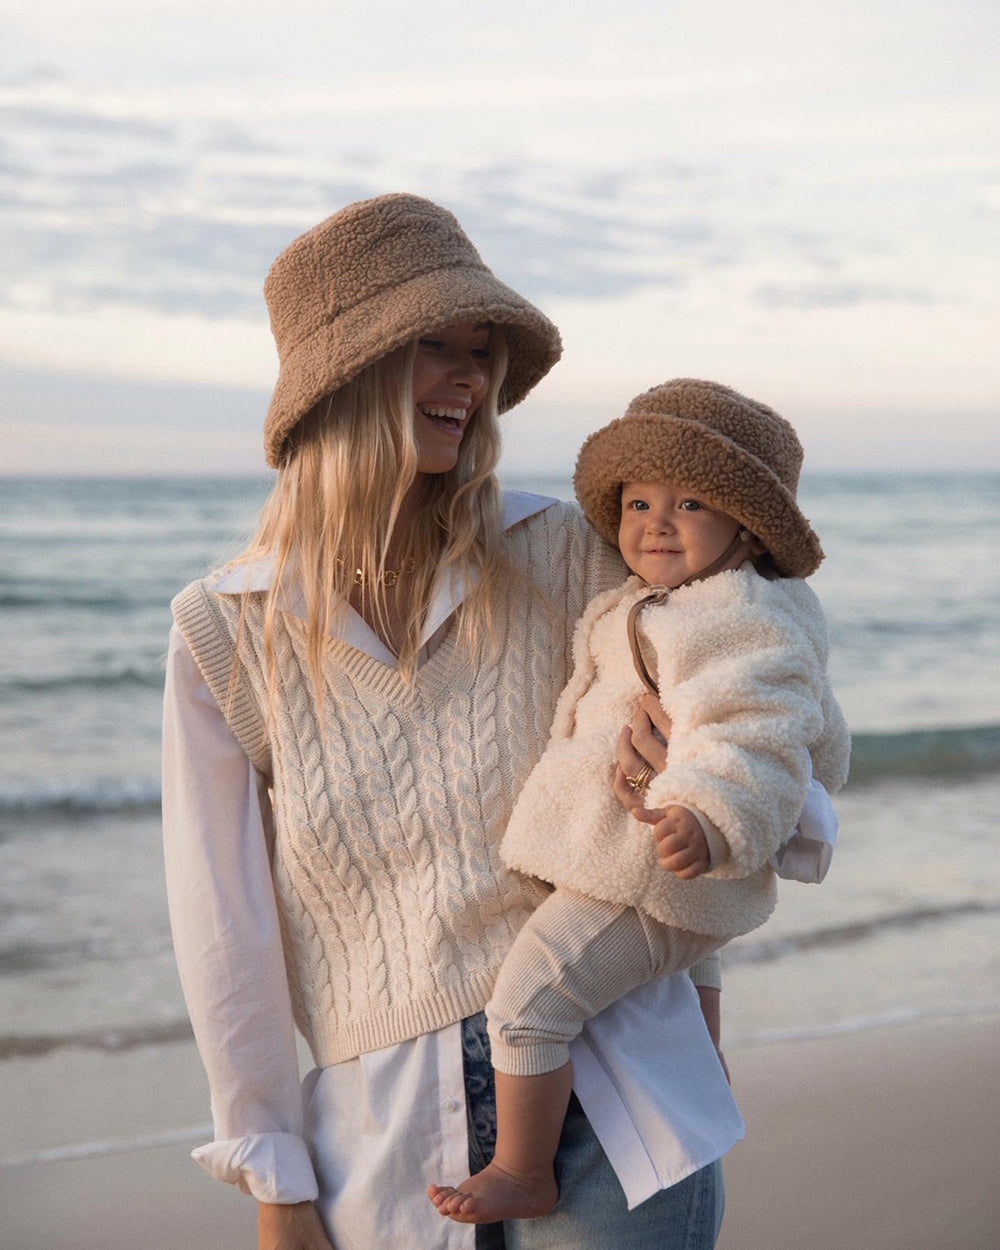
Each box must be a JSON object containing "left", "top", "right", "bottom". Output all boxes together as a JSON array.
[{"left": 636, "top": 805, "right": 711, "bottom": 879}]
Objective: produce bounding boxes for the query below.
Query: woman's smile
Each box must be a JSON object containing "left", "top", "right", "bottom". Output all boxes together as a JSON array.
[{"left": 411, "top": 323, "right": 491, "bottom": 472}]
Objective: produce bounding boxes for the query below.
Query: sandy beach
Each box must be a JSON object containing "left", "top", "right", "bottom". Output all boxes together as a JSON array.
[
  {"left": 717, "top": 1015, "right": 999, "bottom": 1250},
  {"left": 2, "top": 1014, "right": 997, "bottom": 1250}
]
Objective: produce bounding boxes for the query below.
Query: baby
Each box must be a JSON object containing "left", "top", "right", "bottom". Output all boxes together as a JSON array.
[{"left": 430, "top": 378, "right": 850, "bottom": 1223}]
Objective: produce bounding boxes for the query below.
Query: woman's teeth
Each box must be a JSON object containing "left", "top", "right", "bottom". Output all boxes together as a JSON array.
[{"left": 419, "top": 404, "right": 464, "bottom": 426}]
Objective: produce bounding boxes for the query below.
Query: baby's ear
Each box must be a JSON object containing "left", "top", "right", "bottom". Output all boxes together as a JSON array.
[{"left": 751, "top": 550, "right": 780, "bottom": 580}]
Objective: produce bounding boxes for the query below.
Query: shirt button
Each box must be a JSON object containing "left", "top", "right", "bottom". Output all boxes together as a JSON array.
[{"left": 442, "top": 1098, "right": 461, "bottom": 1113}]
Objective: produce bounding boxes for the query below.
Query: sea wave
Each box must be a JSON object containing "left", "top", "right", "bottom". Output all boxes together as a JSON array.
[
  {"left": 0, "top": 588, "right": 154, "bottom": 611},
  {"left": 0, "top": 668, "right": 163, "bottom": 696},
  {"left": 0, "top": 776, "right": 161, "bottom": 819},
  {"left": 0, "top": 1020, "right": 195, "bottom": 1060},
  {"left": 724, "top": 900, "right": 1000, "bottom": 966},
  {"left": 846, "top": 724, "right": 1000, "bottom": 784},
  {"left": 1, "top": 724, "right": 998, "bottom": 820}
]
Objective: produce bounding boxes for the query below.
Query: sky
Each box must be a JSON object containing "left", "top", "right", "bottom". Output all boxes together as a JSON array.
[{"left": 1, "top": 0, "right": 998, "bottom": 477}]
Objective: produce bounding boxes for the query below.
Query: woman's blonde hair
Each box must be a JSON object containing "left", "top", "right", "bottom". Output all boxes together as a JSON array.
[{"left": 237, "top": 327, "right": 512, "bottom": 699}]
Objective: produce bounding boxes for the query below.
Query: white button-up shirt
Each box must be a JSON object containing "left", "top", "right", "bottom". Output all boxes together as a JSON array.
[{"left": 162, "top": 492, "right": 744, "bottom": 1247}]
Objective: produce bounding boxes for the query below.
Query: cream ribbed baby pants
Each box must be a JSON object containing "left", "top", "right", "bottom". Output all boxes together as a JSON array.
[{"left": 486, "top": 887, "right": 721, "bottom": 1076}]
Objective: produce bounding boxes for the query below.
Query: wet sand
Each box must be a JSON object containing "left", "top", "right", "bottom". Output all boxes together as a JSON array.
[{"left": 2, "top": 1015, "right": 997, "bottom": 1249}]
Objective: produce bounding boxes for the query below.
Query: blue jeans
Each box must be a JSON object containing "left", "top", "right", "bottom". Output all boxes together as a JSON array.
[{"left": 463, "top": 1014, "right": 725, "bottom": 1250}]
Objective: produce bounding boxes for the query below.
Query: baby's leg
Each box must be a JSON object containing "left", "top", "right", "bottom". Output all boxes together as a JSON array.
[
  {"left": 428, "top": 1062, "right": 573, "bottom": 1222},
  {"left": 429, "top": 890, "right": 717, "bottom": 1224}
]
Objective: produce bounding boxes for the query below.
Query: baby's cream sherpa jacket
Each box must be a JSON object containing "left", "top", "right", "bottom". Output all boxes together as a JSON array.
[{"left": 501, "top": 567, "right": 851, "bottom": 939}]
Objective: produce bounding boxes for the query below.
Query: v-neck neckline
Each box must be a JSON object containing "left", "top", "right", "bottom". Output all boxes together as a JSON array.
[{"left": 296, "top": 610, "right": 473, "bottom": 705}]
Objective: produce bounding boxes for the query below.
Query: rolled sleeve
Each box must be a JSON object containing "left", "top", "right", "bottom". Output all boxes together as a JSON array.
[{"left": 193, "top": 1132, "right": 319, "bottom": 1203}]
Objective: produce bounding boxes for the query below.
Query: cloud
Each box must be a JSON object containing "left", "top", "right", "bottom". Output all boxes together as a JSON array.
[
  {"left": 1, "top": 101, "right": 171, "bottom": 139},
  {"left": 0, "top": 85, "right": 852, "bottom": 324},
  {"left": 0, "top": 1, "right": 997, "bottom": 472},
  {"left": 2, "top": 6, "right": 994, "bottom": 330},
  {"left": 753, "top": 282, "right": 936, "bottom": 310}
]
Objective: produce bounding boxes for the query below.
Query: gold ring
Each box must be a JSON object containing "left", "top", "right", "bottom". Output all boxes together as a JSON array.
[{"left": 625, "top": 764, "right": 653, "bottom": 793}]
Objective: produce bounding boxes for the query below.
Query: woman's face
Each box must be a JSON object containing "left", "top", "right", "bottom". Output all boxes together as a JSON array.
[{"left": 411, "top": 322, "right": 492, "bottom": 474}]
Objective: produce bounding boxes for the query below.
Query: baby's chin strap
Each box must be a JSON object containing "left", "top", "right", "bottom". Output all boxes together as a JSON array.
[
  {"left": 626, "top": 526, "right": 754, "bottom": 696},
  {"left": 676, "top": 526, "right": 754, "bottom": 589}
]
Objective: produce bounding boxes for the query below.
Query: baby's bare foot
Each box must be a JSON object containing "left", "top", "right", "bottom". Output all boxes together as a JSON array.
[{"left": 428, "top": 1161, "right": 558, "bottom": 1224}]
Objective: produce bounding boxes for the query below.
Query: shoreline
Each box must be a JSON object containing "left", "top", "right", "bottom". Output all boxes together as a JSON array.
[{"left": 2, "top": 1014, "right": 997, "bottom": 1249}]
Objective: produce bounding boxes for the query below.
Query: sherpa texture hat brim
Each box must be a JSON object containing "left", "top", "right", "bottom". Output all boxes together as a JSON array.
[
  {"left": 263, "top": 194, "right": 562, "bottom": 467},
  {"left": 574, "top": 380, "right": 823, "bottom": 579}
]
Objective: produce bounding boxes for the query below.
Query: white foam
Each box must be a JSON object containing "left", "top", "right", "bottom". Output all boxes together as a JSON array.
[
  {"left": 0, "top": 1123, "right": 212, "bottom": 1170},
  {"left": 738, "top": 1000, "right": 1000, "bottom": 1048}
]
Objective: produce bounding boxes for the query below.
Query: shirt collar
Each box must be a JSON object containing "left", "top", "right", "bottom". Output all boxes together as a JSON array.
[{"left": 209, "top": 490, "right": 559, "bottom": 661}]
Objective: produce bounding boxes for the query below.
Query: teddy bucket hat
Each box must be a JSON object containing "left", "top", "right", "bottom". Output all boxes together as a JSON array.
[
  {"left": 573, "top": 378, "right": 824, "bottom": 578},
  {"left": 262, "top": 193, "right": 563, "bottom": 467}
]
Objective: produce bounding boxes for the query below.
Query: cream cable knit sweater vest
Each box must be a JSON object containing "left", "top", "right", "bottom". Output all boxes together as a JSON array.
[{"left": 172, "top": 502, "right": 623, "bottom": 1066}]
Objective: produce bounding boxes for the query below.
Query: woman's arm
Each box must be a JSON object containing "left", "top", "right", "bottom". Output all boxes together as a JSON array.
[
  {"left": 162, "top": 627, "right": 319, "bottom": 1207},
  {"left": 258, "top": 1202, "right": 335, "bottom": 1250}
]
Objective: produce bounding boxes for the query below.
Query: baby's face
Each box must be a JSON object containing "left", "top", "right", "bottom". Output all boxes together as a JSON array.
[{"left": 618, "top": 482, "right": 757, "bottom": 587}]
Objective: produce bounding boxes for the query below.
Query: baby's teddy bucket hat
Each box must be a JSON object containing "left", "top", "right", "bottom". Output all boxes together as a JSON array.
[
  {"left": 574, "top": 378, "right": 824, "bottom": 578},
  {"left": 262, "top": 192, "right": 563, "bottom": 467}
]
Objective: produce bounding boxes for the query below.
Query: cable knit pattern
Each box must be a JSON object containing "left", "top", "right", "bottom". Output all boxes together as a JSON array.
[
  {"left": 171, "top": 501, "right": 624, "bottom": 1066},
  {"left": 500, "top": 567, "right": 851, "bottom": 940}
]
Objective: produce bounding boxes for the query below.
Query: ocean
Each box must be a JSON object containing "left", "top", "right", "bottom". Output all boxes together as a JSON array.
[{"left": 1, "top": 472, "right": 998, "bottom": 1069}]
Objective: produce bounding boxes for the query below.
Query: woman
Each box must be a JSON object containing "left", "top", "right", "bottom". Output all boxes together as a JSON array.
[{"left": 162, "top": 193, "right": 741, "bottom": 1250}]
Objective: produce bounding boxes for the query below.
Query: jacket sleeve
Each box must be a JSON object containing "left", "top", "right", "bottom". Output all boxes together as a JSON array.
[
  {"left": 162, "top": 626, "right": 318, "bottom": 1203},
  {"left": 642, "top": 581, "right": 827, "bottom": 877}
]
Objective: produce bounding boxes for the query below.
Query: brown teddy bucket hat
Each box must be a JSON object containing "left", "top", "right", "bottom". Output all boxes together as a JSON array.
[
  {"left": 262, "top": 193, "right": 562, "bottom": 467},
  {"left": 574, "top": 378, "right": 824, "bottom": 578}
]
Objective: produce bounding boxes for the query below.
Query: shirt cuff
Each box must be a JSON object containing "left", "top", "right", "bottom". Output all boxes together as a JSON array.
[{"left": 192, "top": 1132, "right": 319, "bottom": 1204}]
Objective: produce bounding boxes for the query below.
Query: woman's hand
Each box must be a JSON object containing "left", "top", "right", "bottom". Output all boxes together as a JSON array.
[
  {"left": 258, "top": 1201, "right": 336, "bottom": 1250},
  {"left": 613, "top": 694, "right": 672, "bottom": 810}
]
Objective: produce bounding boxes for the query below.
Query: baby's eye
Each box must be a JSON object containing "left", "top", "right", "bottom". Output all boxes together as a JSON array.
[
  {"left": 679, "top": 499, "right": 703, "bottom": 511},
  {"left": 418, "top": 338, "right": 443, "bottom": 350},
  {"left": 626, "top": 498, "right": 649, "bottom": 512},
  {"left": 471, "top": 346, "right": 491, "bottom": 360}
]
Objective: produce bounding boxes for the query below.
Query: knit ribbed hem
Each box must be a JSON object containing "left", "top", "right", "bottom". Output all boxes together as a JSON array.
[
  {"left": 488, "top": 1034, "right": 572, "bottom": 1077},
  {"left": 302, "top": 968, "right": 503, "bottom": 1068},
  {"left": 687, "top": 954, "right": 723, "bottom": 991},
  {"left": 317, "top": 622, "right": 474, "bottom": 705},
  {"left": 171, "top": 581, "right": 272, "bottom": 777}
]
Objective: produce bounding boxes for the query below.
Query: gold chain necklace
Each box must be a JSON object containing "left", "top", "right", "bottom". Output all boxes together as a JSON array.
[{"left": 338, "top": 556, "right": 417, "bottom": 589}]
